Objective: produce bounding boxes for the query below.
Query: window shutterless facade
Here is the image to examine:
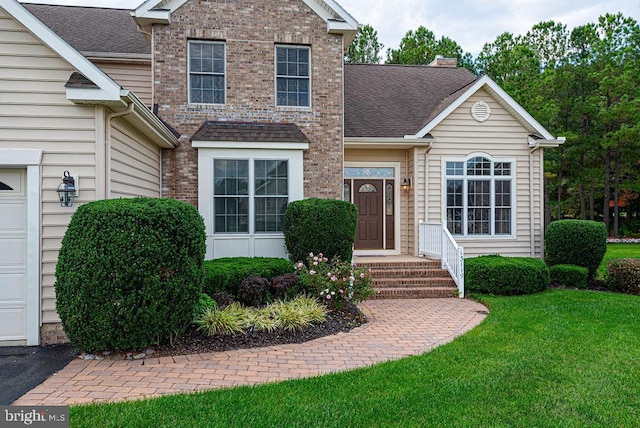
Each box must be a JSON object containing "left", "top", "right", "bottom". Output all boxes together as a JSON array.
[
  {"left": 275, "top": 45, "right": 310, "bottom": 107},
  {"left": 188, "top": 41, "right": 225, "bottom": 104},
  {"left": 444, "top": 155, "right": 513, "bottom": 236},
  {"left": 213, "top": 159, "right": 288, "bottom": 234}
]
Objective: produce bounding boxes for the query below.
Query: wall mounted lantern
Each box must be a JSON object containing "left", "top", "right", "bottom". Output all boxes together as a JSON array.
[
  {"left": 401, "top": 177, "right": 412, "bottom": 192},
  {"left": 57, "top": 171, "right": 76, "bottom": 207}
]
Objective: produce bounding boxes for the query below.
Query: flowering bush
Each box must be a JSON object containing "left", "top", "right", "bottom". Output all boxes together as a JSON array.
[{"left": 295, "top": 253, "right": 373, "bottom": 309}]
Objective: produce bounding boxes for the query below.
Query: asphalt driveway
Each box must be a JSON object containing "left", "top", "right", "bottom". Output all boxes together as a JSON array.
[{"left": 0, "top": 344, "right": 77, "bottom": 405}]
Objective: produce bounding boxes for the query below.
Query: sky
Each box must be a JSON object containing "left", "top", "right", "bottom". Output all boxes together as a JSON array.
[{"left": 20, "top": 0, "right": 640, "bottom": 55}]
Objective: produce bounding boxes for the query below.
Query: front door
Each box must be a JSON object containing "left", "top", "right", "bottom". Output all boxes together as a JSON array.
[{"left": 354, "top": 180, "right": 383, "bottom": 249}]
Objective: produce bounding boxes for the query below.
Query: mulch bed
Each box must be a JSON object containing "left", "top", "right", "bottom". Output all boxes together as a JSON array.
[{"left": 83, "top": 304, "right": 367, "bottom": 361}]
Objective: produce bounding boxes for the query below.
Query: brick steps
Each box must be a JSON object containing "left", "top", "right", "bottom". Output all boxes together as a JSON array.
[{"left": 358, "top": 258, "right": 458, "bottom": 299}]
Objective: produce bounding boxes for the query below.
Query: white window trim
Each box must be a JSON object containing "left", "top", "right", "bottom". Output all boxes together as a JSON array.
[
  {"left": 441, "top": 153, "right": 516, "bottom": 239},
  {"left": 197, "top": 146, "right": 305, "bottom": 259},
  {"left": 274, "top": 45, "right": 312, "bottom": 109},
  {"left": 187, "top": 40, "right": 226, "bottom": 106},
  {"left": 213, "top": 158, "right": 289, "bottom": 235}
]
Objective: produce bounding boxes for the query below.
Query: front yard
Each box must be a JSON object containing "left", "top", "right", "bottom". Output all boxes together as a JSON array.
[{"left": 69, "top": 288, "right": 640, "bottom": 427}]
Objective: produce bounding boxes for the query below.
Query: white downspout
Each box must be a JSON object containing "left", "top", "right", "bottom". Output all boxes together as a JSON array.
[
  {"left": 105, "top": 103, "right": 135, "bottom": 198},
  {"left": 529, "top": 142, "right": 540, "bottom": 257}
]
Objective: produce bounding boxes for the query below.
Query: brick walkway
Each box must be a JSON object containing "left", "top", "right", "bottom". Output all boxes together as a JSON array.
[{"left": 14, "top": 299, "right": 487, "bottom": 405}]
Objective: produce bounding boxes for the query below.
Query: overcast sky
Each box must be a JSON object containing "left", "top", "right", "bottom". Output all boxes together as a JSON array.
[{"left": 21, "top": 0, "right": 640, "bottom": 55}]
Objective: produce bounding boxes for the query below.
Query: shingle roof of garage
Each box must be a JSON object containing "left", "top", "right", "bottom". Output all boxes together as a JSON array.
[
  {"left": 24, "top": 3, "right": 149, "bottom": 56},
  {"left": 344, "top": 63, "right": 478, "bottom": 138}
]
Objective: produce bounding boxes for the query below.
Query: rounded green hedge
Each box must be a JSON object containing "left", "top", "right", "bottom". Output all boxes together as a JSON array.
[
  {"left": 283, "top": 198, "right": 358, "bottom": 263},
  {"left": 203, "top": 257, "right": 294, "bottom": 297},
  {"left": 545, "top": 220, "right": 607, "bottom": 279},
  {"left": 549, "top": 264, "right": 588, "bottom": 289},
  {"left": 55, "top": 198, "right": 205, "bottom": 352},
  {"left": 465, "top": 255, "right": 550, "bottom": 296}
]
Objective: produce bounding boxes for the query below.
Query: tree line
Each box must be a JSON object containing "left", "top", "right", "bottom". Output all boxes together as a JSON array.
[{"left": 346, "top": 17, "right": 640, "bottom": 238}]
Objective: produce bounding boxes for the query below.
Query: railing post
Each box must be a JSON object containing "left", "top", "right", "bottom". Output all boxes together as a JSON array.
[
  {"left": 458, "top": 246, "right": 464, "bottom": 298},
  {"left": 441, "top": 220, "right": 447, "bottom": 270}
]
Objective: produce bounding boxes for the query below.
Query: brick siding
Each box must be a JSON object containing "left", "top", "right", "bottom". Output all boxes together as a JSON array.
[{"left": 153, "top": 0, "right": 345, "bottom": 206}]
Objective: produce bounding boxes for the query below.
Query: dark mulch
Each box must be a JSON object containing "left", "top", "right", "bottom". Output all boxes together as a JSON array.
[{"left": 139, "top": 303, "right": 366, "bottom": 359}]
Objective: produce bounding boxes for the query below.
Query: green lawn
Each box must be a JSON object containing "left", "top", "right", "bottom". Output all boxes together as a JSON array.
[
  {"left": 598, "top": 243, "right": 640, "bottom": 278},
  {"left": 70, "top": 289, "right": 640, "bottom": 427}
]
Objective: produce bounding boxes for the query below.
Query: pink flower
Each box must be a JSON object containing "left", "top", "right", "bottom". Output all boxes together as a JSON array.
[
  {"left": 353, "top": 263, "right": 357, "bottom": 268},
  {"left": 349, "top": 276, "right": 355, "bottom": 282},
  {"left": 313, "top": 256, "right": 318, "bottom": 261},
  {"left": 327, "top": 272, "right": 332, "bottom": 277},
  {"left": 339, "top": 289, "right": 344, "bottom": 294},
  {"left": 313, "top": 261, "right": 318, "bottom": 266},
  {"left": 297, "top": 262, "right": 303, "bottom": 269},
  {"left": 326, "top": 295, "right": 331, "bottom": 300},
  {"left": 324, "top": 258, "right": 328, "bottom": 262},
  {"left": 360, "top": 273, "right": 365, "bottom": 279},
  {"left": 309, "top": 252, "right": 314, "bottom": 258},
  {"left": 310, "top": 270, "right": 316, "bottom": 275},
  {"left": 319, "top": 253, "right": 324, "bottom": 258},
  {"left": 331, "top": 275, "right": 337, "bottom": 281}
]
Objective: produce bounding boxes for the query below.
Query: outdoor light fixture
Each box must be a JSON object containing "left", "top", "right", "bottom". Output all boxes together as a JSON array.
[
  {"left": 57, "top": 171, "right": 76, "bottom": 207},
  {"left": 401, "top": 177, "right": 412, "bottom": 192}
]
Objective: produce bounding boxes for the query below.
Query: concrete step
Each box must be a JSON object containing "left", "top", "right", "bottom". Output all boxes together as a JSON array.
[{"left": 367, "top": 268, "right": 449, "bottom": 278}]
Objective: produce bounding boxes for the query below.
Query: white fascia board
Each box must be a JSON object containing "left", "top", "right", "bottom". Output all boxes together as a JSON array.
[
  {"left": 66, "top": 87, "right": 125, "bottom": 104},
  {"left": 3, "top": 0, "right": 121, "bottom": 100},
  {"left": 302, "top": 0, "right": 358, "bottom": 30},
  {"left": 193, "top": 141, "right": 310, "bottom": 150},
  {"left": 414, "top": 75, "right": 555, "bottom": 141},
  {"left": 132, "top": 0, "right": 188, "bottom": 23},
  {"left": 345, "top": 137, "right": 434, "bottom": 149}
]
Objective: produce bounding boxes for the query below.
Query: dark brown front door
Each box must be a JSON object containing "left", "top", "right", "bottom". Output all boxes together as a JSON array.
[{"left": 354, "top": 180, "right": 383, "bottom": 249}]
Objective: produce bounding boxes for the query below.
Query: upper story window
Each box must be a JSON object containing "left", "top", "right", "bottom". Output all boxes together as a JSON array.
[
  {"left": 445, "top": 156, "right": 514, "bottom": 237},
  {"left": 276, "top": 46, "right": 310, "bottom": 107},
  {"left": 188, "top": 41, "right": 225, "bottom": 104}
]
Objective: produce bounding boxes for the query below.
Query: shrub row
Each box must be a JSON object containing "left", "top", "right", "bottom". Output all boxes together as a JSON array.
[
  {"left": 465, "top": 255, "right": 549, "bottom": 296},
  {"left": 203, "top": 257, "right": 294, "bottom": 297}
]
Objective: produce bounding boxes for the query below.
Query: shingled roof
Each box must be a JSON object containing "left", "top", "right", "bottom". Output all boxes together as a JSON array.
[
  {"left": 345, "top": 63, "right": 478, "bottom": 138},
  {"left": 24, "top": 3, "right": 149, "bottom": 56},
  {"left": 191, "top": 121, "right": 310, "bottom": 144}
]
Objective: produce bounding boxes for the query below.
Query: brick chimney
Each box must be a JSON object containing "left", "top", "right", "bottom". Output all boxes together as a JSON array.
[{"left": 428, "top": 55, "right": 457, "bottom": 68}]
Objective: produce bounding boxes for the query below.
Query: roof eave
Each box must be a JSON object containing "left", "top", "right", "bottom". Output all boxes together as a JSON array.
[{"left": 345, "top": 136, "right": 435, "bottom": 150}]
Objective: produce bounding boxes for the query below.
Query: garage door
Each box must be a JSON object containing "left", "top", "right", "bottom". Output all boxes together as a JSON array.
[{"left": 0, "top": 169, "right": 28, "bottom": 342}]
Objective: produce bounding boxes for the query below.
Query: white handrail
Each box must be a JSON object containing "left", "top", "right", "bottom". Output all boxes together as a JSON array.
[{"left": 419, "top": 221, "right": 464, "bottom": 298}]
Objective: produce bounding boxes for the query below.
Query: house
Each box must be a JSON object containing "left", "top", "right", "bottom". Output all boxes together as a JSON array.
[{"left": 0, "top": 0, "right": 562, "bottom": 346}]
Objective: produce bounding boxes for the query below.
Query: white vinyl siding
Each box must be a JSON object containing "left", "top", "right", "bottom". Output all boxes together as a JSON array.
[
  {"left": 94, "top": 62, "right": 152, "bottom": 106},
  {"left": 425, "top": 89, "right": 544, "bottom": 258},
  {"left": 0, "top": 10, "right": 97, "bottom": 324},
  {"left": 110, "top": 118, "right": 161, "bottom": 198}
]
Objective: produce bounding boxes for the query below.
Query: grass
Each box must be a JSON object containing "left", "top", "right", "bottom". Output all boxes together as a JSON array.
[
  {"left": 598, "top": 243, "right": 640, "bottom": 278},
  {"left": 70, "top": 289, "right": 640, "bottom": 427}
]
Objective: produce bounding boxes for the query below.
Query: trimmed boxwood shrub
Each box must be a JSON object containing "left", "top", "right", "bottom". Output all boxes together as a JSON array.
[
  {"left": 203, "top": 257, "right": 294, "bottom": 297},
  {"left": 549, "top": 264, "right": 588, "bottom": 289},
  {"left": 545, "top": 220, "right": 607, "bottom": 279},
  {"left": 606, "top": 258, "right": 640, "bottom": 294},
  {"left": 55, "top": 198, "right": 205, "bottom": 352},
  {"left": 283, "top": 198, "right": 358, "bottom": 263},
  {"left": 465, "top": 255, "right": 550, "bottom": 296}
]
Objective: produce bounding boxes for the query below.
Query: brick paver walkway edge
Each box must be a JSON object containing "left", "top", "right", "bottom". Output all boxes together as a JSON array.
[{"left": 14, "top": 298, "right": 487, "bottom": 405}]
